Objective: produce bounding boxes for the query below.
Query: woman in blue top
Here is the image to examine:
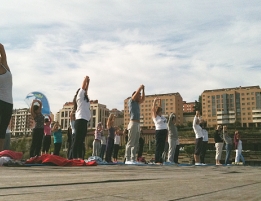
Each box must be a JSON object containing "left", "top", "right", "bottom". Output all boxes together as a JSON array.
[
  {"left": 0, "top": 43, "right": 13, "bottom": 151},
  {"left": 72, "top": 76, "right": 91, "bottom": 160},
  {"left": 52, "top": 122, "right": 62, "bottom": 156}
]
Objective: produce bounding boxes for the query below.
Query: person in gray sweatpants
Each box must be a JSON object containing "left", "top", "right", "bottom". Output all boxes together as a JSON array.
[
  {"left": 166, "top": 113, "right": 178, "bottom": 164},
  {"left": 125, "top": 85, "right": 145, "bottom": 164}
]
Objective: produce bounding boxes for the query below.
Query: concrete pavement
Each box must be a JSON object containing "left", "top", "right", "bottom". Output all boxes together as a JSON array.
[{"left": 1, "top": 164, "right": 261, "bottom": 201}]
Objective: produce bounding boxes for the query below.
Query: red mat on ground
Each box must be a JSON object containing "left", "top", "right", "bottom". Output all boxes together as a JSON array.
[
  {"left": 25, "top": 154, "right": 97, "bottom": 166},
  {"left": 0, "top": 150, "right": 23, "bottom": 160}
]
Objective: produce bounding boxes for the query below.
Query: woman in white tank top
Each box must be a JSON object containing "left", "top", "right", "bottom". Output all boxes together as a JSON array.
[{"left": 0, "top": 43, "right": 13, "bottom": 151}]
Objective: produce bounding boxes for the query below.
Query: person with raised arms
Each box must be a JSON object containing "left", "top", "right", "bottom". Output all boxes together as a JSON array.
[
  {"left": 152, "top": 97, "right": 168, "bottom": 165},
  {"left": 192, "top": 111, "right": 204, "bottom": 166},
  {"left": 125, "top": 85, "right": 145, "bottom": 165},
  {"left": 0, "top": 43, "right": 13, "bottom": 152},
  {"left": 72, "top": 76, "right": 91, "bottom": 160},
  {"left": 29, "top": 99, "right": 44, "bottom": 157}
]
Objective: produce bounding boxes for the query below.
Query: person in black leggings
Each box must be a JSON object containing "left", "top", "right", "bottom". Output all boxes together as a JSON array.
[
  {"left": 30, "top": 100, "right": 44, "bottom": 157},
  {"left": 0, "top": 43, "right": 13, "bottom": 151},
  {"left": 72, "top": 76, "right": 91, "bottom": 159}
]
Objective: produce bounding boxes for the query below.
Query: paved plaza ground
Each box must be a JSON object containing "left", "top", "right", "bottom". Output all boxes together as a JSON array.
[{"left": 1, "top": 164, "right": 261, "bottom": 201}]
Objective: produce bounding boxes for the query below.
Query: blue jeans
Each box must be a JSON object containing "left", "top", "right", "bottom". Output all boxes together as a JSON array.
[{"left": 225, "top": 144, "right": 232, "bottom": 165}]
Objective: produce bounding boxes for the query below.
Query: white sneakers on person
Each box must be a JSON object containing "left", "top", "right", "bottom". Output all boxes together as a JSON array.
[
  {"left": 125, "top": 160, "right": 140, "bottom": 165},
  {"left": 195, "top": 163, "right": 202, "bottom": 166}
]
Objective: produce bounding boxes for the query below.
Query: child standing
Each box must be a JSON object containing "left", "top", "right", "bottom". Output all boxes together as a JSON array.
[
  {"left": 30, "top": 100, "right": 44, "bottom": 158},
  {"left": 52, "top": 122, "right": 62, "bottom": 156},
  {"left": 42, "top": 115, "right": 52, "bottom": 155},
  {"left": 100, "top": 135, "right": 107, "bottom": 160},
  {"left": 113, "top": 128, "right": 121, "bottom": 162},
  {"left": 234, "top": 131, "right": 245, "bottom": 165},
  {"left": 93, "top": 122, "right": 103, "bottom": 157}
]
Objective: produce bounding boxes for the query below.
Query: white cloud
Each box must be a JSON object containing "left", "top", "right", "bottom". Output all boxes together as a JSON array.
[{"left": 1, "top": 0, "right": 261, "bottom": 114}]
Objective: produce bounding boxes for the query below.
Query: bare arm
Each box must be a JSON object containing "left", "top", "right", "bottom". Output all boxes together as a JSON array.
[
  {"left": 132, "top": 85, "right": 144, "bottom": 102},
  {"left": 140, "top": 85, "right": 145, "bottom": 104},
  {"left": 30, "top": 102, "right": 35, "bottom": 118},
  {"left": 81, "top": 76, "right": 90, "bottom": 92},
  {"left": 0, "top": 43, "right": 10, "bottom": 71},
  {"left": 151, "top": 98, "right": 159, "bottom": 119},
  {"left": 168, "top": 113, "right": 174, "bottom": 127}
]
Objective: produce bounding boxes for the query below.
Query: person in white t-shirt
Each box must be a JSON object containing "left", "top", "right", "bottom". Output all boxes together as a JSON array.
[
  {"left": 152, "top": 97, "right": 168, "bottom": 165},
  {"left": 192, "top": 111, "right": 204, "bottom": 166},
  {"left": 72, "top": 76, "right": 91, "bottom": 160},
  {"left": 234, "top": 132, "right": 245, "bottom": 165},
  {"left": 200, "top": 121, "right": 208, "bottom": 165}
]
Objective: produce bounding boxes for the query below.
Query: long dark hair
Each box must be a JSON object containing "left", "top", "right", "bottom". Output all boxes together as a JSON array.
[
  {"left": 73, "top": 88, "right": 80, "bottom": 111},
  {"left": 73, "top": 88, "right": 89, "bottom": 111}
]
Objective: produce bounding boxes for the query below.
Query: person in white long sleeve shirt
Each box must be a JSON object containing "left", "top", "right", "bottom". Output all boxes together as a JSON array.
[{"left": 192, "top": 111, "right": 204, "bottom": 166}]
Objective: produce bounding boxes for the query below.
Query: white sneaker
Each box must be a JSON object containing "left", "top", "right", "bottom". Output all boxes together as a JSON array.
[
  {"left": 125, "top": 160, "right": 140, "bottom": 165},
  {"left": 201, "top": 163, "right": 207, "bottom": 166},
  {"left": 195, "top": 163, "right": 202, "bottom": 166}
]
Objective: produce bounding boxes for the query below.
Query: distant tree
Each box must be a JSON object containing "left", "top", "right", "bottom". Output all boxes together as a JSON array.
[
  {"left": 234, "top": 120, "right": 241, "bottom": 129},
  {"left": 194, "top": 95, "right": 202, "bottom": 114},
  {"left": 187, "top": 121, "right": 193, "bottom": 128}
]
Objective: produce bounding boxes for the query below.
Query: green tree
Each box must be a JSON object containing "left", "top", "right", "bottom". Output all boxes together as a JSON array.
[{"left": 194, "top": 95, "right": 202, "bottom": 114}]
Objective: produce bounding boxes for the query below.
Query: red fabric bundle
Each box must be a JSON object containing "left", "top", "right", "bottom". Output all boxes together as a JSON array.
[
  {"left": 25, "top": 154, "right": 97, "bottom": 166},
  {"left": 0, "top": 150, "right": 23, "bottom": 160}
]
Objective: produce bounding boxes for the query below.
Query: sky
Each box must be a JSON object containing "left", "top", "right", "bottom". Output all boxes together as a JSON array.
[{"left": 1, "top": 1, "right": 261, "bottom": 114}]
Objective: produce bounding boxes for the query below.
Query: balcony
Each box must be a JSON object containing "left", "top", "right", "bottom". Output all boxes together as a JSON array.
[
  {"left": 217, "top": 120, "right": 235, "bottom": 124},
  {"left": 252, "top": 114, "right": 261, "bottom": 118},
  {"left": 252, "top": 109, "right": 261, "bottom": 113}
]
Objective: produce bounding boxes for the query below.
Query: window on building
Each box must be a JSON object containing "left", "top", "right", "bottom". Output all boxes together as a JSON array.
[
  {"left": 93, "top": 110, "right": 96, "bottom": 116},
  {"left": 92, "top": 118, "right": 96, "bottom": 128},
  {"left": 241, "top": 93, "right": 244, "bottom": 96},
  {"left": 61, "top": 112, "right": 64, "bottom": 117}
]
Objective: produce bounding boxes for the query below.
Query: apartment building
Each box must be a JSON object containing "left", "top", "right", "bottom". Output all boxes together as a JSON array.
[
  {"left": 56, "top": 101, "right": 110, "bottom": 130},
  {"left": 201, "top": 86, "right": 261, "bottom": 128},
  {"left": 183, "top": 101, "right": 195, "bottom": 113},
  {"left": 90, "top": 100, "right": 110, "bottom": 129},
  {"left": 124, "top": 93, "right": 183, "bottom": 129},
  {"left": 10, "top": 108, "right": 54, "bottom": 136},
  {"left": 10, "top": 108, "right": 31, "bottom": 136},
  {"left": 56, "top": 102, "right": 74, "bottom": 130}
]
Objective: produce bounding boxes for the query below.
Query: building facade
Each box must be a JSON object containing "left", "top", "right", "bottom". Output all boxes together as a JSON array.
[
  {"left": 90, "top": 100, "right": 110, "bottom": 129},
  {"left": 183, "top": 101, "right": 195, "bottom": 113},
  {"left": 10, "top": 108, "right": 31, "bottom": 136},
  {"left": 56, "top": 101, "right": 110, "bottom": 130},
  {"left": 124, "top": 93, "right": 183, "bottom": 129},
  {"left": 201, "top": 86, "right": 261, "bottom": 128}
]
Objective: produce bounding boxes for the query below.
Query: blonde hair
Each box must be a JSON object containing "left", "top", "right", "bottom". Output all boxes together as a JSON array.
[{"left": 107, "top": 114, "right": 115, "bottom": 128}]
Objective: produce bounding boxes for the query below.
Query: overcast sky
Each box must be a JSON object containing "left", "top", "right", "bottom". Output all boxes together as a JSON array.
[{"left": 1, "top": 1, "right": 261, "bottom": 114}]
